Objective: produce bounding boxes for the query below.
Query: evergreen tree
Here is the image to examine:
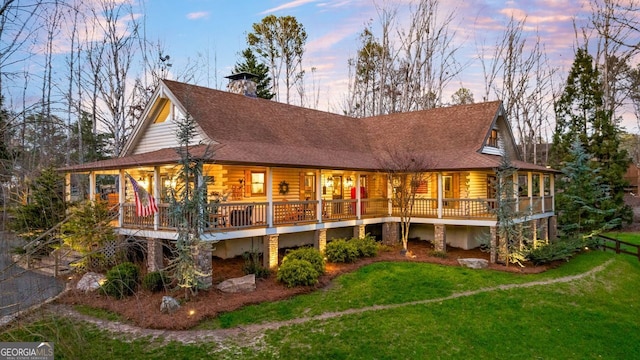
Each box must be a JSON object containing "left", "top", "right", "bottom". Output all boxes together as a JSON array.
[
  {"left": 10, "top": 167, "right": 66, "bottom": 239},
  {"left": 233, "top": 48, "right": 275, "bottom": 100},
  {"left": 551, "top": 47, "right": 631, "bottom": 226},
  {"left": 70, "top": 111, "right": 112, "bottom": 164},
  {"left": 493, "top": 154, "right": 532, "bottom": 266},
  {"left": 556, "top": 139, "right": 618, "bottom": 237},
  {"left": 0, "top": 96, "right": 15, "bottom": 181},
  {"left": 166, "top": 111, "right": 214, "bottom": 297}
]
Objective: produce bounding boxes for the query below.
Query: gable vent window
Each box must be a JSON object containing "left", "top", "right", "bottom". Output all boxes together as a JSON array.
[{"left": 487, "top": 129, "right": 499, "bottom": 148}]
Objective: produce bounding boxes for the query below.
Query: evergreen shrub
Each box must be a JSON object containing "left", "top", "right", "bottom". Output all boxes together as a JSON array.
[
  {"left": 101, "top": 262, "right": 140, "bottom": 299},
  {"left": 276, "top": 259, "right": 319, "bottom": 288},
  {"left": 325, "top": 239, "right": 359, "bottom": 263},
  {"left": 282, "top": 247, "right": 325, "bottom": 275},
  {"left": 351, "top": 234, "right": 379, "bottom": 257},
  {"left": 142, "top": 271, "right": 167, "bottom": 292}
]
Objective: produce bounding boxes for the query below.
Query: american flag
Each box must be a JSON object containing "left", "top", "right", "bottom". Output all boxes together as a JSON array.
[{"left": 126, "top": 173, "right": 158, "bottom": 217}]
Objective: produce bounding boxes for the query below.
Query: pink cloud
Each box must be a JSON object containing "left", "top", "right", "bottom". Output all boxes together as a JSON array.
[{"left": 186, "top": 11, "right": 209, "bottom": 20}]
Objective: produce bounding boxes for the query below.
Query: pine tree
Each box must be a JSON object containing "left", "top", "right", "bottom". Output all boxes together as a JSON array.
[
  {"left": 556, "top": 139, "right": 619, "bottom": 237},
  {"left": 166, "top": 111, "right": 214, "bottom": 297},
  {"left": 233, "top": 48, "right": 275, "bottom": 100},
  {"left": 493, "top": 154, "right": 531, "bottom": 266},
  {"left": 551, "top": 47, "right": 631, "bottom": 227}
]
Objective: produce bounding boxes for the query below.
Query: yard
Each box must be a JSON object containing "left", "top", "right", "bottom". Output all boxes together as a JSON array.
[{"left": 1, "top": 243, "right": 639, "bottom": 359}]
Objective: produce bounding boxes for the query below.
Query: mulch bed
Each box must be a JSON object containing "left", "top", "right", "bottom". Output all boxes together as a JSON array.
[{"left": 56, "top": 240, "right": 553, "bottom": 330}]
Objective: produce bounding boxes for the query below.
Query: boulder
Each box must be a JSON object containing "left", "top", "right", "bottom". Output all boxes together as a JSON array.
[
  {"left": 160, "top": 296, "right": 180, "bottom": 314},
  {"left": 76, "top": 272, "right": 106, "bottom": 292},
  {"left": 216, "top": 274, "right": 256, "bottom": 293},
  {"left": 457, "top": 258, "right": 489, "bottom": 269}
]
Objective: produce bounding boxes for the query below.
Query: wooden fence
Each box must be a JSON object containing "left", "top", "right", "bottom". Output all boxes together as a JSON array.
[{"left": 595, "top": 234, "right": 640, "bottom": 261}]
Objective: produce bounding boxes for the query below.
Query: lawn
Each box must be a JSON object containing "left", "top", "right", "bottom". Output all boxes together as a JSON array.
[
  {"left": 604, "top": 231, "right": 640, "bottom": 245},
  {"left": 1, "top": 250, "right": 639, "bottom": 359}
]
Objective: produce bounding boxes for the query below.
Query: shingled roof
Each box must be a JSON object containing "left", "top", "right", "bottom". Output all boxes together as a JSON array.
[{"left": 61, "top": 80, "right": 551, "bottom": 173}]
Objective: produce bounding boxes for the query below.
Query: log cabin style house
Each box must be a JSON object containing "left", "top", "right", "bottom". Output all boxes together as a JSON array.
[{"left": 62, "top": 74, "right": 556, "bottom": 273}]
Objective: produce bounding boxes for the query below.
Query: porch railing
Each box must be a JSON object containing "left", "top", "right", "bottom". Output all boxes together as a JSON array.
[
  {"left": 322, "top": 199, "right": 357, "bottom": 221},
  {"left": 273, "top": 200, "right": 318, "bottom": 225},
  {"left": 120, "top": 195, "right": 552, "bottom": 232},
  {"left": 441, "top": 198, "right": 496, "bottom": 218}
]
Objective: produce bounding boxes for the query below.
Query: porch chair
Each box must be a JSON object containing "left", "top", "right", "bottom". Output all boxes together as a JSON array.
[{"left": 230, "top": 205, "right": 253, "bottom": 226}]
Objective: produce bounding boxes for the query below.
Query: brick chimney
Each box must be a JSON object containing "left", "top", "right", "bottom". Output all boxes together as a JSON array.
[{"left": 225, "top": 72, "right": 258, "bottom": 97}]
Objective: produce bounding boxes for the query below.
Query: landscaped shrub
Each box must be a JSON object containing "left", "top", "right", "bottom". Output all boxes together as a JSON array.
[
  {"left": 142, "top": 271, "right": 167, "bottom": 292},
  {"left": 101, "top": 262, "right": 140, "bottom": 299},
  {"left": 276, "top": 259, "right": 319, "bottom": 288},
  {"left": 351, "top": 234, "right": 379, "bottom": 257},
  {"left": 282, "top": 247, "right": 325, "bottom": 275},
  {"left": 242, "top": 249, "right": 269, "bottom": 278},
  {"left": 526, "top": 238, "right": 588, "bottom": 265},
  {"left": 325, "top": 238, "right": 359, "bottom": 263}
]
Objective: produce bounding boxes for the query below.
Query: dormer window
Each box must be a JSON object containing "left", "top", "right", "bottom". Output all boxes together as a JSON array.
[{"left": 487, "top": 129, "right": 499, "bottom": 148}]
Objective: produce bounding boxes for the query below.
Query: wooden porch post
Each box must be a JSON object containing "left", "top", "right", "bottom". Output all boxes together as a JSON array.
[
  {"left": 539, "top": 173, "right": 545, "bottom": 212},
  {"left": 89, "top": 171, "right": 96, "bottom": 201},
  {"left": 355, "top": 173, "right": 361, "bottom": 220},
  {"left": 64, "top": 173, "right": 71, "bottom": 202},
  {"left": 153, "top": 166, "right": 160, "bottom": 231},
  {"left": 266, "top": 167, "right": 273, "bottom": 227},
  {"left": 513, "top": 172, "right": 519, "bottom": 210},
  {"left": 528, "top": 172, "right": 533, "bottom": 211},
  {"left": 437, "top": 173, "right": 443, "bottom": 219},
  {"left": 118, "top": 169, "right": 125, "bottom": 227},
  {"left": 550, "top": 174, "right": 555, "bottom": 212},
  {"left": 316, "top": 170, "right": 322, "bottom": 222}
]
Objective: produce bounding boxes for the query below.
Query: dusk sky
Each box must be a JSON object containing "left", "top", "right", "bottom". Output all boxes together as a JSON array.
[
  {"left": 139, "top": 0, "right": 617, "bottom": 130},
  {"left": 10, "top": 0, "right": 638, "bottom": 134}
]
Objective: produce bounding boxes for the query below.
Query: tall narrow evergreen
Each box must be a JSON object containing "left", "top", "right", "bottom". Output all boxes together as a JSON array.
[
  {"left": 233, "top": 48, "right": 275, "bottom": 100},
  {"left": 551, "top": 48, "right": 631, "bottom": 227},
  {"left": 167, "top": 111, "right": 213, "bottom": 297},
  {"left": 556, "top": 139, "right": 618, "bottom": 237}
]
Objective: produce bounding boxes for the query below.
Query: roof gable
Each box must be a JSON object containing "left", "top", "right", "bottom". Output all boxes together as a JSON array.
[
  {"left": 67, "top": 80, "right": 550, "bottom": 173},
  {"left": 121, "top": 82, "right": 209, "bottom": 156}
]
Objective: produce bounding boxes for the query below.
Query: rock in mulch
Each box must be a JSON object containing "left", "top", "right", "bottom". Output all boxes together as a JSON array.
[
  {"left": 160, "top": 296, "right": 180, "bottom": 314},
  {"left": 76, "top": 272, "right": 106, "bottom": 292},
  {"left": 216, "top": 274, "right": 256, "bottom": 293},
  {"left": 457, "top": 258, "right": 489, "bottom": 269}
]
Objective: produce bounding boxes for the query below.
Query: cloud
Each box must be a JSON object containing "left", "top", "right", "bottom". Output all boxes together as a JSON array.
[
  {"left": 187, "top": 11, "right": 209, "bottom": 20},
  {"left": 261, "top": 0, "right": 319, "bottom": 14}
]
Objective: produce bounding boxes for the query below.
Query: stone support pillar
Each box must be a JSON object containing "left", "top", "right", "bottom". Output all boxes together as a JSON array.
[
  {"left": 549, "top": 216, "right": 558, "bottom": 240},
  {"left": 541, "top": 218, "right": 549, "bottom": 244},
  {"left": 147, "top": 238, "right": 164, "bottom": 272},
  {"left": 382, "top": 222, "right": 399, "bottom": 245},
  {"left": 193, "top": 241, "right": 213, "bottom": 288},
  {"left": 434, "top": 224, "right": 446, "bottom": 253},
  {"left": 531, "top": 220, "right": 538, "bottom": 248},
  {"left": 489, "top": 226, "right": 498, "bottom": 264},
  {"left": 314, "top": 229, "right": 327, "bottom": 253},
  {"left": 263, "top": 234, "right": 279, "bottom": 270},
  {"left": 353, "top": 224, "right": 366, "bottom": 239}
]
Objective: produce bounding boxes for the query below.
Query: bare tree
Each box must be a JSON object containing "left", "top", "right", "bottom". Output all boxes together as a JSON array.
[
  {"left": 247, "top": 15, "right": 307, "bottom": 105},
  {"left": 84, "top": 0, "right": 140, "bottom": 157},
  {"left": 377, "top": 150, "right": 434, "bottom": 255},
  {"left": 344, "top": 0, "right": 463, "bottom": 116},
  {"left": 477, "top": 16, "right": 555, "bottom": 164},
  {"left": 588, "top": 0, "right": 640, "bottom": 116}
]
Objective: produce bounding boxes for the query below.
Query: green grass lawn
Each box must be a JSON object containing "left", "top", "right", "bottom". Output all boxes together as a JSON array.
[
  {"left": 604, "top": 231, "right": 640, "bottom": 245},
  {"left": 603, "top": 231, "right": 640, "bottom": 256},
  {"left": 2, "top": 250, "right": 639, "bottom": 359}
]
